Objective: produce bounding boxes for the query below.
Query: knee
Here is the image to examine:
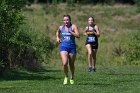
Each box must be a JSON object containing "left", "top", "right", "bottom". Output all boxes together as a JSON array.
[
  {"left": 88, "top": 52, "right": 92, "bottom": 56},
  {"left": 70, "top": 64, "right": 75, "bottom": 68},
  {"left": 63, "top": 62, "right": 68, "bottom": 66}
]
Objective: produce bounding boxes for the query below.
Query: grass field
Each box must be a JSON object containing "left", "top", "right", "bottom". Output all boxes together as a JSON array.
[{"left": 0, "top": 65, "right": 140, "bottom": 93}]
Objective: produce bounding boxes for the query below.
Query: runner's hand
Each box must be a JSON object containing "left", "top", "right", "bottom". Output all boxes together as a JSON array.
[
  {"left": 86, "top": 32, "right": 94, "bottom": 35},
  {"left": 56, "top": 37, "right": 61, "bottom": 43}
]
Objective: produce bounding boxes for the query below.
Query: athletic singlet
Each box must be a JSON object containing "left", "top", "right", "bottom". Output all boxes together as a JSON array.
[
  {"left": 61, "top": 24, "right": 76, "bottom": 48},
  {"left": 86, "top": 25, "right": 98, "bottom": 44}
]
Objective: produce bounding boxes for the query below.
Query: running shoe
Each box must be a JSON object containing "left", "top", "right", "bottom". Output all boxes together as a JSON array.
[
  {"left": 63, "top": 77, "right": 68, "bottom": 85},
  {"left": 88, "top": 67, "right": 92, "bottom": 72},
  {"left": 70, "top": 79, "right": 74, "bottom": 85},
  {"left": 92, "top": 68, "right": 96, "bottom": 72}
]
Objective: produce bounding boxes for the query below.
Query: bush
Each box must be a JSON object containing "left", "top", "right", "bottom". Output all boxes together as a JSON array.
[
  {"left": 0, "top": 0, "right": 26, "bottom": 70},
  {"left": 0, "top": 0, "right": 54, "bottom": 74},
  {"left": 112, "top": 31, "right": 140, "bottom": 65},
  {"left": 125, "top": 31, "right": 140, "bottom": 65}
]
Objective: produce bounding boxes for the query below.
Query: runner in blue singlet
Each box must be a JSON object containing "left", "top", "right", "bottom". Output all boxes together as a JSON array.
[
  {"left": 84, "top": 16, "right": 100, "bottom": 72},
  {"left": 56, "top": 15, "right": 79, "bottom": 85}
]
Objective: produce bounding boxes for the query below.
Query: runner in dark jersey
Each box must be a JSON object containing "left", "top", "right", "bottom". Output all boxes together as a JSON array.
[
  {"left": 56, "top": 15, "right": 79, "bottom": 84},
  {"left": 84, "top": 16, "right": 100, "bottom": 72}
]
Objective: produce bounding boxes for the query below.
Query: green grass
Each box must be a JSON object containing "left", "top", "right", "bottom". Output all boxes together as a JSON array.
[{"left": 0, "top": 65, "right": 140, "bottom": 93}]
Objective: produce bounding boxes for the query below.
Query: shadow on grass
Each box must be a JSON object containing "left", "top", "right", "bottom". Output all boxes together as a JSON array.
[
  {"left": 0, "top": 69, "right": 61, "bottom": 81},
  {"left": 77, "top": 82, "right": 112, "bottom": 86}
]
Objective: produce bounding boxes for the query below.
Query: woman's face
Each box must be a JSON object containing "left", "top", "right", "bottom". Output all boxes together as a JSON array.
[
  {"left": 63, "top": 17, "right": 70, "bottom": 26},
  {"left": 88, "top": 17, "right": 94, "bottom": 25}
]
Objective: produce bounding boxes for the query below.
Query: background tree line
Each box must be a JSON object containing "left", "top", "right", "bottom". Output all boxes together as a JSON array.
[
  {"left": 28, "top": 0, "right": 135, "bottom": 4},
  {"left": 27, "top": 0, "right": 140, "bottom": 11}
]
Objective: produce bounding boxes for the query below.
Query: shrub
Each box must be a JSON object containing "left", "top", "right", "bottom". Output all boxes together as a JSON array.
[
  {"left": 125, "top": 31, "right": 140, "bottom": 65},
  {"left": 0, "top": 0, "right": 54, "bottom": 74},
  {"left": 0, "top": 0, "right": 26, "bottom": 70}
]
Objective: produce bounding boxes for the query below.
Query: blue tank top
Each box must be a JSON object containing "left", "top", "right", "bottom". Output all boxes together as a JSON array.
[{"left": 61, "top": 24, "right": 76, "bottom": 48}]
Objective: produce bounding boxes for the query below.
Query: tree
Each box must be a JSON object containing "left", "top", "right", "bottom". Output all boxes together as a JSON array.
[{"left": 0, "top": 0, "right": 26, "bottom": 73}]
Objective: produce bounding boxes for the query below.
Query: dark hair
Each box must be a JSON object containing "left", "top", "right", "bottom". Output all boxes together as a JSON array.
[
  {"left": 63, "top": 15, "right": 71, "bottom": 21},
  {"left": 88, "top": 16, "right": 95, "bottom": 22}
]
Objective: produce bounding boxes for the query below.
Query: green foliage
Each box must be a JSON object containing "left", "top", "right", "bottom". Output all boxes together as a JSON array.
[
  {"left": 45, "top": 4, "right": 59, "bottom": 17},
  {"left": 25, "top": 0, "right": 136, "bottom": 5},
  {"left": 77, "top": 0, "right": 91, "bottom": 4},
  {"left": 0, "top": 1, "right": 24, "bottom": 42},
  {"left": 9, "top": 24, "right": 54, "bottom": 70},
  {"left": 67, "top": 0, "right": 74, "bottom": 6},
  {"left": 0, "top": 0, "right": 26, "bottom": 70},
  {"left": 66, "top": 0, "right": 75, "bottom": 12},
  {"left": 98, "top": 0, "right": 115, "bottom": 5},
  {"left": 28, "top": 0, "right": 35, "bottom": 3},
  {"left": 52, "top": 0, "right": 58, "bottom": 5},
  {"left": 112, "top": 31, "right": 140, "bottom": 65},
  {"left": 134, "top": 0, "right": 140, "bottom": 12},
  {"left": 0, "top": 0, "right": 54, "bottom": 73},
  {"left": 125, "top": 31, "right": 140, "bottom": 64},
  {"left": 77, "top": 15, "right": 88, "bottom": 21}
]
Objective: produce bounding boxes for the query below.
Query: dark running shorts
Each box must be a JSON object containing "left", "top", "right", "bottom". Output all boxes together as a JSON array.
[{"left": 85, "top": 42, "right": 98, "bottom": 49}]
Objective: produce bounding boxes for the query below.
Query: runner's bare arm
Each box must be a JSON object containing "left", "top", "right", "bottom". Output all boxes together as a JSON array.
[
  {"left": 56, "top": 26, "right": 62, "bottom": 43},
  {"left": 70, "top": 24, "right": 80, "bottom": 38},
  {"left": 94, "top": 25, "right": 100, "bottom": 37},
  {"left": 83, "top": 26, "right": 88, "bottom": 35}
]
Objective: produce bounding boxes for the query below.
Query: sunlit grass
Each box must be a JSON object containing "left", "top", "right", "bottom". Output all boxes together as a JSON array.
[{"left": 0, "top": 66, "right": 140, "bottom": 93}]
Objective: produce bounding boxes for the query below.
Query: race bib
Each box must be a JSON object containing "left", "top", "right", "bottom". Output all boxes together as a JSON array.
[
  {"left": 88, "top": 37, "right": 95, "bottom": 42},
  {"left": 64, "top": 36, "right": 70, "bottom": 41}
]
